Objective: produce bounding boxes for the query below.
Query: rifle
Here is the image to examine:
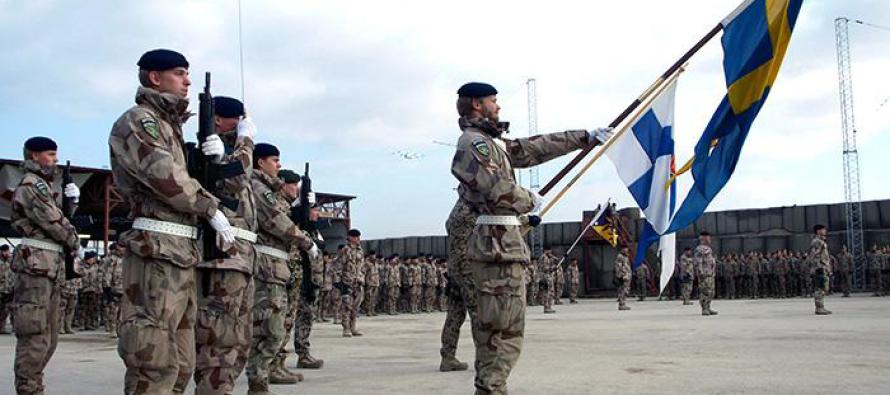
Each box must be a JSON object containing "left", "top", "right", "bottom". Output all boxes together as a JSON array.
[
  {"left": 191, "top": 72, "right": 232, "bottom": 262},
  {"left": 291, "top": 162, "right": 321, "bottom": 303},
  {"left": 61, "top": 161, "right": 81, "bottom": 279}
]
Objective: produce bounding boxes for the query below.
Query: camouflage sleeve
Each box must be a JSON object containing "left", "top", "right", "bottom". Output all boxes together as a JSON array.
[
  {"left": 503, "top": 130, "right": 588, "bottom": 169},
  {"left": 692, "top": 249, "right": 703, "bottom": 276},
  {"left": 257, "top": 203, "right": 313, "bottom": 251},
  {"left": 221, "top": 136, "right": 254, "bottom": 193},
  {"left": 111, "top": 109, "right": 218, "bottom": 218},
  {"left": 451, "top": 137, "right": 535, "bottom": 214},
  {"left": 14, "top": 183, "right": 79, "bottom": 250}
]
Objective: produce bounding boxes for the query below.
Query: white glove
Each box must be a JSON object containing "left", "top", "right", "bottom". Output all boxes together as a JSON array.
[
  {"left": 530, "top": 191, "right": 546, "bottom": 213},
  {"left": 590, "top": 127, "right": 614, "bottom": 144},
  {"left": 209, "top": 210, "right": 236, "bottom": 246},
  {"left": 201, "top": 134, "right": 225, "bottom": 163},
  {"left": 64, "top": 183, "right": 80, "bottom": 203},
  {"left": 236, "top": 117, "right": 256, "bottom": 140},
  {"left": 307, "top": 243, "right": 320, "bottom": 260},
  {"left": 77, "top": 247, "right": 85, "bottom": 260},
  {"left": 307, "top": 191, "right": 316, "bottom": 205}
]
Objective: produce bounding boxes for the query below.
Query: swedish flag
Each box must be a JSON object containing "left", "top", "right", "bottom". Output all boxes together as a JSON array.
[
  {"left": 593, "top": 205, "right": 619, "bottom": 247},
  {"left": 668, "top": 0, "right": 803, "bottom": 233}
]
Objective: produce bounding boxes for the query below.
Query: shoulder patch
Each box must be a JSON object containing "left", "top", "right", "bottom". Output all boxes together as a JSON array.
[
  {"left": 263, "top": 190, "right": 276, "bottom": 205},
  {"left": 472, "top": 140, "right": 490, "bottom": 157},
  {"left": 140, "top": 117, "right": 160, "bottom": 139},
  {"left": 34, "top": 180, "right": 51, "bottom": 197}
]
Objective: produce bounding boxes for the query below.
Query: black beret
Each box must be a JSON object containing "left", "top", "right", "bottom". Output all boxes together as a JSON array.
[
  {"left": 278, "top": 169, "right": 300, "bottom": 184},
  {"left": 457, "top": 82, "right": 498, "bottom": 98},
  {"left": 253, "top": 143, "right": 280, "bottom": 159},
  {"left": 813, "top": 224, "right": 826, "bottom": 232},
  {"left": 348, "top": 229, "right": 361, "bottom": 237},
  {"left": 24, "top": 137, "right": 58, "bottom": 152},
  {"left": 0, "top": 245, "right": 9, "bottom": 251},
  {"left": 84, "top": 251, "right": 99, "bottom": 260},
  {"left": 213, "top": 96, "right": 245, "bottom": 118},
  {"left": 699, "top": 231, "right": 711, "bottom": 236},
  {"left": 137, "top": 49, "right": 189, "bottom": 71}
]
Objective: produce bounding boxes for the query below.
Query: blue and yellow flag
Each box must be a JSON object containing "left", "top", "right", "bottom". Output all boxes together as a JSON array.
[
  {"left": 668, "top": 0, "right": 802, "bottom": 233},
  {"left": 593, "top": 205, "right": 619, "bottom": 247}
]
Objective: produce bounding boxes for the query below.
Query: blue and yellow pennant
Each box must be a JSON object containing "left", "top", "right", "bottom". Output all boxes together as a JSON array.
[{"left": 667, "top": 0, "right": 802, "bottom": 233}]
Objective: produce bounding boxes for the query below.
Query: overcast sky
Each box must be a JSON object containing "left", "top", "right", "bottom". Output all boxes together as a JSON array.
[{"left": 1, "top": 0, "right": 888, "bottom": 239}]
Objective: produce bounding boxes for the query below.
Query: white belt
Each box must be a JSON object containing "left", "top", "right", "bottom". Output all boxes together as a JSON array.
[
  {"left": 231, "top": 227, "right": 258, "bottom": 243},
  {"left": 476, "top": 215, "right": 521, "bottom": 226},
  {"left": 132, "top": 217, "right": 199, "bottom": 239},
  {"left": 255, "top": 245, "right": 289, "bottom": 260},
  {"left": 20, "top": 238, "right": 63, "bottom": 253}
]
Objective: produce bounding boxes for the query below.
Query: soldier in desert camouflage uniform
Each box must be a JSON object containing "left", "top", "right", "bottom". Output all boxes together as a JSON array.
[
  {"left": 0, "top": 245, "right": 14, "bottom": 334},
  {"left": 449, "top": 82, "right": 612, "bottom": 393},
  {"left": 337, "top": 229, "right": 365, "bottom": 337},
  {"left": 364, "top": 253, "right": 381, "bottom": 316},
  {"left": 678, "top": 247, "right": 695, "bottom": 305},
  {"left": 101, "top": 243, "right": 125, "bottom": 338},
  {"left": 694, "top": 232, "right": 718, "bottom": 316},
  {"left": 76, "top": 251, "right": 101, "bottom": 330},
  {"left": 247, "top": 146, "right": 320, "bottom": 393},
  {"left": 10, "top": 136, "right": 81, "bottom": 394},
  {"left": 614, "top": 248, "right": 632, "bottom": 311},
  {"left": 566, "top": 258, "right": 580, "bottom": 304},
  {"left": 58, "top": 264, "right": 80, "bottom": 335},
  {"left": 809, "top": 225, "right": 832, "bottom": 315},
  {"left": 385, "top": 255, "right": 401, "bottom": 315}
]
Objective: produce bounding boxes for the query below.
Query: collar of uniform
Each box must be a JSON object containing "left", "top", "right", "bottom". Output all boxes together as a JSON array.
[
  {"left": 252, "top": 168, "right": 283, "bottom": 191},
  {"left": 21, "top": 159, "right": 57, "bottom": 182},
  {"left": 135, "top": 86, "right": 193, "bottom": 125},
  {"left": 458, "top": 116, "right": 502, "bottom": 137}
]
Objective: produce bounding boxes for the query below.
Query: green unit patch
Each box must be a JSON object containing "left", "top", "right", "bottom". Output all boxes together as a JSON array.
[
  {"left": 264, "top": 190, "right": 276, "bottom": 205},
  {"left": 472, "top": 140, "right": 490, "bottom": 157},
  {"left": 35, "top": 180, "right": 50, "bottom": 197},
  {"left": 140, "top": 118, "right": 160, "bottom": 139}
]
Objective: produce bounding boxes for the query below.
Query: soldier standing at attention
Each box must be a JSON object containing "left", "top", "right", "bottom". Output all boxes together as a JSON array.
[
  {"left": 337, "top": 229, "right": 365, "bottom": 337},
  {"left": 10, "top": 136, "right": 82, "bottom": 394},
  {"left": 58, "top": 262, "right": 81, "bottom": 335},
  {"left": 539, "top": 247, "right": 557, "bottom": 314},
  {"left": 614, "top": 247, "right": 632, "bottom": 311},
  {"left": 191, "top": 96, "right": 260, "bottom": 394},
  {"left": 694, "top": 232, "right": 718, "bottom": 316},
  {"left": 554, "top": 256, "right": 565, "bottom": 305},
  {"left": 248, "top": 144, "right": 320, "bottom": 392},
  {"left": 385, "top": 255, "right": 401, "bottom": 315},
  {"left": 635, "top": 261, "right": 650, "bottom": 302},
  {"left": 0, "top": 244, "right": 15, "bottom": 334},
  {"left": 809, "top": 225, "right": 832, "bottom": 315},
  {"left": 77, "top": 251, "right": 101, "bottom": 330},
  {"left": 835, "top": 246, "right": 852, "bottom": 297},
  {"left": 566, "top": 258, "right": 580, "bottom": 304},
  {"left": 364, "top": 252, "right": 381, "bottom": 316},
  {"left": 679, "top": 247, "right": 695, "bottom": 305},
  {"left": 101, "top": 243, "right": 125, "bottom": 339},
  {"left": 109, "top": 49, "right": 237, "bottom": 394},
  {"left": 449, "top": 81, "right": 612, "bottom": 394}
]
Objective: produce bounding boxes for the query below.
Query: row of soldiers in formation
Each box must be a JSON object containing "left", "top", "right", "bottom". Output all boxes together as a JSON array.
[{"left": 627, "top": 244, "right": 890, "bottom": 303}]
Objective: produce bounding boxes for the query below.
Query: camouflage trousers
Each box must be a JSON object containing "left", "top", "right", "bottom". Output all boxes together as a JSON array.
[
  {"left": 329, "top": 288, "right": 342, "bottom": 322},
  {"left": 871, "top": 269, "right": 884, "bottom": 296},
  {"left": 363, "top": 285, "right": 379, "bottom": 316},
  {"left": 423, "top": 285, "right": 436, "bottom": 312},
  {"left": 681, "top": 281, "right": 693, "bottom": 303},
  {"left": 246, "top": 280, "right": 287, "bottom": 389},
  {"left": 118, "top": 258, "right": 197, "bottom": 395},
  {"left": 699, "top": 276, "right": 716, "bottom": 311},
  {"left": 280, "top": 283, "right": 316, "bottom": 359},
  {"left": 316, "top": 289, "right": 330, "bottom": 320},
  {"left": 409, "top": 285, "right": 421, "bottom": 313},
  {"left": 340, "top": 285, "right": 364, "bottom": 331},
  {"left": 194, "top": 269, "right": 253, "bottom": 395},
  {"left": 834, "top": 272, "right": 851, "bottom": 296},
  {"left": 568, "top": 283, "right": 579, "bottom": 302},
  {"left": 541, "top": 276, "right": 554, "bottom": 310},
  {"left": 636, "top": 276, "right": 647, "bottom": 300},
  {"left": 526, "top": 280, "right": 538, "bottom": 306},
  {"left": 439, "top": 273, "right": 478, "bottom": 359},
  {"left": 59, "top": 293, "right": 77, "bottom": 331},
  {"left": 77, "top": 291, "right": 100, "bottom": 329},
  {"left": 13, "top": 273, "right": 61, "bottom": 394},
  {"left": 105, "top": 294, "right": 122, "bottom": 334},
  {"left": 385, "top": 286, "right": 399, "bottom": 314},
  {"left": 471, "top": 261, "right": 526, "bottom": 395},
  {"left": 617, "top": 279, "right": 630, "bottom": 307},
  {"left": 0, "top": 292, "right": 13, "bottom": 332},
  {"left": 554, "top": 281, "right": 564, "bottom": 304}
]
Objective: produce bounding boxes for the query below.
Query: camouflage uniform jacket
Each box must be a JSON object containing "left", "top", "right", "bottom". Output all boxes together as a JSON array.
[
  {"left": 0, "top": 255, "right": 13, "bottom": 294},
  {"left": 693, "top": 244, "right": 717, "bottom": 277},
  {"left": 437, "top": 265, "right": 448, "bottom": 288},
  {"left": 567, "top": 263, "right": 580, "bottom": 284},
  {"left": 422, "top": 260, "right": 438, "bottom": 287},
  {"left": 808, "top": 236, "right": 831, "bottom": 275},
  {"left": 364, "top": 258, "right": 380, "bottom": 287},
  {"left": 336, "top": 243, "right": 364, "bottom": 287},
  {"left": 322, "top": 259, "right": 334, "bottom": 291},
  {"left": 197, "top": 132, "right": 257, "bottom": 273},
  {"left": 539, "top": 252, "right": 558, "bottom": 275},
  {"left": 411, "top": 263, "right": 423, "bottom": 286},
  {"left": 80, "top": 262, "right": 101, "bottom": 293},
  {"left": 679, "top": 253, "right": 694, "bottom": 280},
  {"left": 109, "top": 87, "right": 219, "bottom": 269},
  {"left": 102, "top": 253, "right": 124, "bottom": 294},
  {"left": 385, "top": 262, "right": 401, "bottom": 286},
  {"left": 251, "top": 169, "right": 313, "bottom": 285},
  {"left": 614, "top": 253, "right": 631, "bottom": 281},
  {"left": 451, "top": 117, "right": 588, "bottom": 263},
  {"left": 10, "top": 160, "right": 80, "bottom": 280}
]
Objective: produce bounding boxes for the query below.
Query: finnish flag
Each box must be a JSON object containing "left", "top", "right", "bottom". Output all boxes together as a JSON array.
[{"left": 607, "top": 81, "right": 677, "bottom": 292}]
